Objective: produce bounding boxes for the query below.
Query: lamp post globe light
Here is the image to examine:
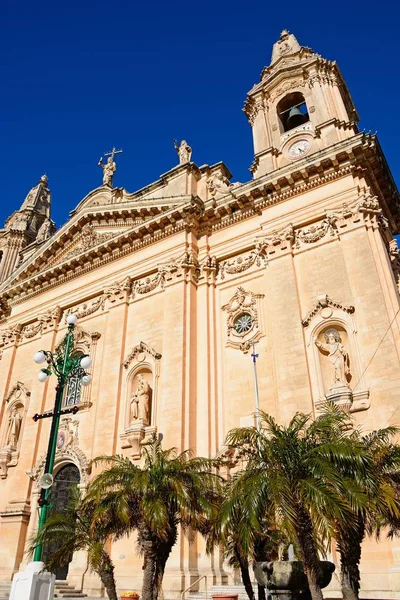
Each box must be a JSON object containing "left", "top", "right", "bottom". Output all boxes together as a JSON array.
[
  {"left": 9, "top": 314, "right": 94, "bottom": 600},
  {"left": 31, "top": 314, "right": 93, "bottom": 562}
]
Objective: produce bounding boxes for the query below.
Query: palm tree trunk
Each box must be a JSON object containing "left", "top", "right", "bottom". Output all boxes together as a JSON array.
[
  {"left": 98, "top": 557, "right": 118, "bottom": 600},
  {"left": 140, "top": 525, "right": 177, "bottom": 600},
  {"left": 296, "top": 509, "right": 323, "bottom": 600},
  {"left": 141, "top": 539, "right": 158, "bottom": 600},
  {"left": 154, "top": 539, "right": 175, "bottom": 599},
  {"left": 236, "top": 553, "right": 255, "bottom": 600},
  {"left": 99, "top": 569, "right": 118, "bottom": 600},
  {"left": 336, "top": 517, "right": 365, "bottom": 600}
]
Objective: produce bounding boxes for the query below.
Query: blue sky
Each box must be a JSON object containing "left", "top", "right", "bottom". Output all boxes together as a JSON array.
[{"left": 2, "top": 0, "right": 399, "bottom": 230}]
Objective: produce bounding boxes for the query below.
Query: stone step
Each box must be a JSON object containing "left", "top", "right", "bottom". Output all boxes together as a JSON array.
[
  {"left": 0, "top": 581, "right": 10, "bottom": 600},
  {"left": 54, "top": 579, "right": 87, "bottom": 598},
  {"left": 54, "top": 590, "right": 87, "bottom": 600}
]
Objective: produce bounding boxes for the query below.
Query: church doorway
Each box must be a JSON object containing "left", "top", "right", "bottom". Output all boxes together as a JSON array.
[{"left": 42, "top": 463, "right": 80, "bottom": 580}]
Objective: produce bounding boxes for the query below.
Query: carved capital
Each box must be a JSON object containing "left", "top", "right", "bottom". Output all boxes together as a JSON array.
[
  {"left": 158, "top": 251, "right": 200, "bottom": 285},
  {"left": 0, "top": 324, "right": 22, "bottom": 349},
  {"left": 200, "top": 254, "right": 217, "bottom": 284}
]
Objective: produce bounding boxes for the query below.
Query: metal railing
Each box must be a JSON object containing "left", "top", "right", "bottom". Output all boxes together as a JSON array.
[{"left": 181, "top": 575, "right": 207, "bottom": 600}]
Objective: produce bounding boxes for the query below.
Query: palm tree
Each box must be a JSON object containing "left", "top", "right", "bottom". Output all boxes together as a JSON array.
[
  {"left": 334, "top": 426, "right": 400, "bottom": 600},
  {"left": 87, "top": 437, "right": 222, "bottom": 600},
  {"left": 206, "top": 475, "right": 286, "bottom": 600},
  {"left": 225, "top": 410, "right": 370, "bottom": 600},
  {"left": 28, "top": 489, "right": 119, "bottom": 600}
]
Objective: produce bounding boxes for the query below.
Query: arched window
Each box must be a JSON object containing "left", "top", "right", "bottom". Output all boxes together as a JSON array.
[{"left": 277, "top": 92, "right": 309, "bottom": 133}]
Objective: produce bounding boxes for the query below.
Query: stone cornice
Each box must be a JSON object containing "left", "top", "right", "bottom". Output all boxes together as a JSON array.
[
  {"left": 0, "top": 134, "right": 398, "bottom": 308},
  {"left": 2, "top": 197, "right": 204, "bottom": 304},
  {"left": 0, "top": 193, "right": 390, "bottom": 337}
]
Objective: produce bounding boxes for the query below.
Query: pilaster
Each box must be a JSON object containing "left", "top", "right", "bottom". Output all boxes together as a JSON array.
[
  {"left": 91, "top": 277, "right": 131, "bottom": 459},
  {"left": 257, "top": 225, "right": 313, "bottom": 420}
]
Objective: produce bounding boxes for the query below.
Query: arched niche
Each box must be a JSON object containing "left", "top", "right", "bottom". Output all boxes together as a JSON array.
[
  {"left": 302, "top": 296, "right": 369, "bottom": 414},
  {"left": 315, "top": 323, "right": 352, "bottom": 395},
  {"left": 121, "top": 342, "right": 161, "bottom": 459},
  {"left": 126, "top": 365, "right": 153, "bottom": 428},
  {"left": 0, "top": 382, "right": 30, "bottom": 479}
]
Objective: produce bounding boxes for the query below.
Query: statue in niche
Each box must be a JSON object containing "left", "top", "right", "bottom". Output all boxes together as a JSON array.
[
  {"left": 4, "top": 406, "right": 22, "bottom": 449},
  {"left": 174, "top": 139, "right": 192, "bottom": 165},
  {"left": 130, "top": 373, "right": 152, "bottom": 426},
  {"left": 315, "top": 328, "right": 350, "bottom": 386}
]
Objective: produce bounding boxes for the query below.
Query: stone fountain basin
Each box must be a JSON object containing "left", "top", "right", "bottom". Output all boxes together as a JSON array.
[{"left": 254, "top": 560, "right": 335, "bottom": 591}]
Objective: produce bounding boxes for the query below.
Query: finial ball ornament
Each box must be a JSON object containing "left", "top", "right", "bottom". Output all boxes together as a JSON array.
[
  {"left": 66, "top": 314, "right": 78, "bottom": 326},
  {"left": 33, "top": 351, "right": 47, "bottom": 364}
]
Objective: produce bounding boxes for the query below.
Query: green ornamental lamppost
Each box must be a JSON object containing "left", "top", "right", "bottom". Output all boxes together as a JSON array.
[{"left": 32, "top": 313, "right": 92, "bottom": 563}]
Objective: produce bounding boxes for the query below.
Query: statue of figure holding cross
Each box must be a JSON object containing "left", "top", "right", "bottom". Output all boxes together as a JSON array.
[{"left": 98, "top": 147, "right": 123, "bottom": 186}]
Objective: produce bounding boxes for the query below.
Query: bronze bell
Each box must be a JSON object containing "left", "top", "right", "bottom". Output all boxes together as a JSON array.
[{"left": 286, "top": 106, "right": 308, "bottom": 129}]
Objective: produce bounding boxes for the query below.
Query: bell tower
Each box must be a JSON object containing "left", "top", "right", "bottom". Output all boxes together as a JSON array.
[
  {"left": 244, "top": 30, "right": 359, "bottom": 178},
  {"left": 0, "top": 175, "right": 54, "bottom": 284}
]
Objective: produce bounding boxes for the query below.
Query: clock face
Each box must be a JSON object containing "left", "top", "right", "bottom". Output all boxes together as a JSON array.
[{"left": 287, "top": 139, "right": 311, "bottom": 159}]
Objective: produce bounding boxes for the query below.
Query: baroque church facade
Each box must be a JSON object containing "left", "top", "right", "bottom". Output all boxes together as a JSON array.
[{"left": 1, "top": 30, "right": 400, "bottom": 598}]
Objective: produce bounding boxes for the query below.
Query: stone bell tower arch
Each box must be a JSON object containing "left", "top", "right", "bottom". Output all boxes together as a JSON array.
[{"left": 243, "top": 29, "right": 359, "bottom": 178}]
